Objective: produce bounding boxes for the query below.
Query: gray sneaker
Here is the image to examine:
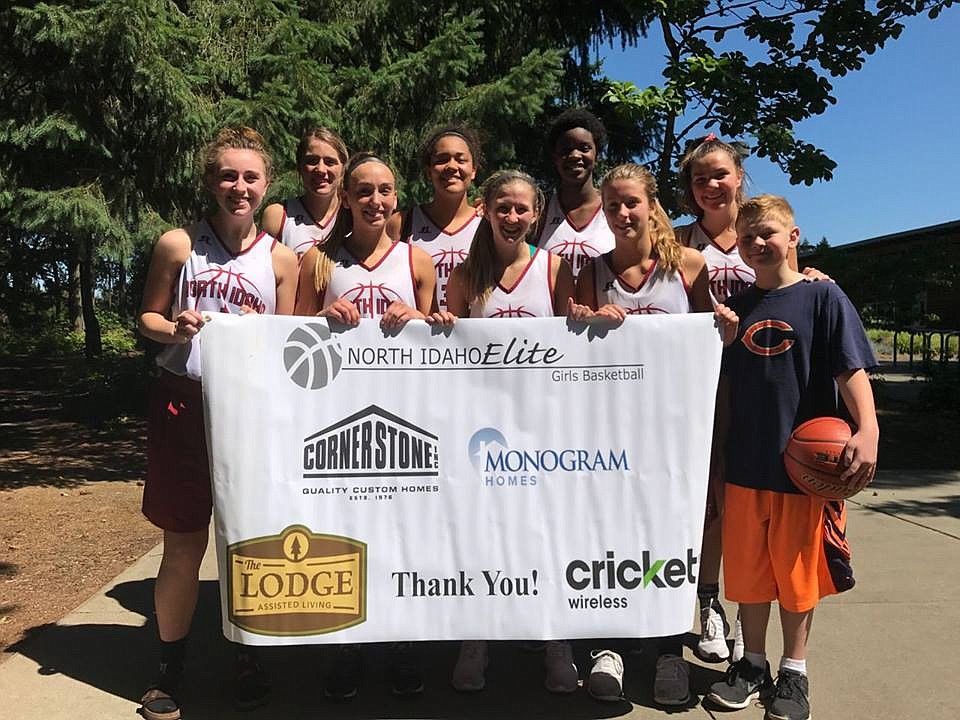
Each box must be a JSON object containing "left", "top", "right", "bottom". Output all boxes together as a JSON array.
[
  {"left": 766, "top": 669, "right": 810, "bottom": 720},
  {"left": 587, "top": 649, "right": 624, "bottom": 701},
  {"left": 707, "top": 658, "right": 772, "bottom": 709},
  {"left": 653, "top": 653, "right": 690, "bottom": 706}
]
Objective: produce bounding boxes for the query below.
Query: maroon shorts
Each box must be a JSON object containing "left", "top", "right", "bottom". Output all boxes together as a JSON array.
[{"left": 142, "top": 370, "right": 212, "bottom": 533}]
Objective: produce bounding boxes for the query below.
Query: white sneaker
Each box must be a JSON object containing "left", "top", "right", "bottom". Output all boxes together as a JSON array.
[
  {"left": 732, "top": 613, "right": 744, "bottom": 663},
  {"left": 696, "top": 601, "right": 730, "bottom": 662},
  {"left": 653, "top": 654, "right": 690, "bottom": 706},
  {"left": 587, "top": 649, "right": 624, "bottom": 701},
  {"left": 452, "top": 640, "right": 488, "bottom": 691},
  {"left": 544, "top": 640, "right": 578, "bottom": 693}
]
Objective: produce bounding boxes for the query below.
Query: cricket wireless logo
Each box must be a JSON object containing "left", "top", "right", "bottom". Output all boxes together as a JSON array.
[
  {"left": 303, "top": 405, "right": 439, "bottom": 481},
  {"left": 227, "top": 525, "right": 366, "bottom": 636},
  {"left": 565, "top": 549, "right": 699, "bottom": 610},
  {"left": 468, "top": 428, "right": 629, "bottom": 487}
]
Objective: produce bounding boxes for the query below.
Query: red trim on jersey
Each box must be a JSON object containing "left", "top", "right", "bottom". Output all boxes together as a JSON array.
[
  {"left": 347, "top": 240, "right": 402, "bottom": 272},
  {"left": 296, "top": 196, "right": 335, "bottom": 230},
  {"left": 270, "top": 236, "right": 278, "bottom": 251},
  {"left": 407, "top": 242, "right": 417, "bottom": 297},
  {"left": 697, "top": 221, "right": 737, "bottom": 254},
  {"left": 679, "top": 265, "right": 692, "bottom": 293},
  {"left": 560, "top": 198, "right": 602, "bottom": 233},
  {"left": 277, "top": 206, "right": 287, "bottom": 244},
  {"left": 605, "top": 253, "right": 658, "bottom": 293},
  {"left": 497, "top": 247, "right": 539, "bottom": 294},
  {"left": 206, "top": 219, "right": 268, "bottom": 258},
  {"left": 418, "top": 205, "right": 478, "bottom": 237},
  {"left": 547, "top": 251, "right": 556, "bottom": 300}
]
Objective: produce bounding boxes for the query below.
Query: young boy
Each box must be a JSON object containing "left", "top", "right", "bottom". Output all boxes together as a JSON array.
[{"left": 707, "top": 195, "right": 878, "bottom": 720}]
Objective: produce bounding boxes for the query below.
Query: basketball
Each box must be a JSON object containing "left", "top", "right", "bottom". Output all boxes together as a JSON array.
[
  {"left": 783, "top": 417, "right": 857, "bottom": 499},
  {"left": 283, "top": 322, "right": 343, "bottom": 390}
]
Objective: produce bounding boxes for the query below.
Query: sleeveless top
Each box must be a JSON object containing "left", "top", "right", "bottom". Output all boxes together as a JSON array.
[
  {"left": 470, "top": 246, "right": 555, "bottom": 318},
  {"left": 277, "top": 197, "right": 337, "bottom": 259},
  {"left": 156, "top": 218, "right": 277, "bottom": 380},
  {"left": 405, "top": 205, "right": 481, "bottom": 312},
  {"left": 537, "top": 192, "right": 614, "bottom": 279},
  {"left": 324, "top": 241, "right": 418, "bottom": 319},
  {"left": 593, "top": 253, "right": 690, "bottom": 315},
  {"left": 676, "top": 221, "right": 755, "bottom": 303}
]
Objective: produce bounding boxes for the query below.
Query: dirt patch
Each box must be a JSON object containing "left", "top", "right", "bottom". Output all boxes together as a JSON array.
[{"left": 0, "top": 355, "right": 161, "bottom": 659}]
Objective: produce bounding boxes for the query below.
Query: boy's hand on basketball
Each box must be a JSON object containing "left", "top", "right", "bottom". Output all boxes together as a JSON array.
[
  {"left": 319, "top": 298, "right": 361, "bottom": 325},
  {"left": 426, "top": 310, "right": 457, "bottom": 326},
  {"left": 714, "top": 304, "right": 739, "bottom": 346},
  {"left": 839, "top": 426, "right": 878, "bottom": 491},
  {"left": 172, "top": 310, "right": 205, "bottom": 343},
  {"left": 380, "top": 301, "right": 425, "bottom": 329},
  {"left": 802, "top": 266, "right": 833, "bottom": 282}
]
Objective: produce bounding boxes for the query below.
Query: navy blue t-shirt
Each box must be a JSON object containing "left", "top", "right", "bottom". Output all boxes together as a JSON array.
[{"left": 721, "top": 280, "right": 876, "bottom": 494}]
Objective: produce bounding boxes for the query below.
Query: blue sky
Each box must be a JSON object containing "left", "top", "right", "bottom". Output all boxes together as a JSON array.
[{"left": 600, "top": 8, "right": 960, "bottom": 246}]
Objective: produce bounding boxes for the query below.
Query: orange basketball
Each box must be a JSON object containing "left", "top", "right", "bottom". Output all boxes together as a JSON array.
[{"left": 783, "top": 417, "right": 856, "bottom": 500}]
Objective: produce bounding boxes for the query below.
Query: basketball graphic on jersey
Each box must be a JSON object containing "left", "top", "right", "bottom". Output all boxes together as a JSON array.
[
  {"left": 431, "top": 248, "right": 468, "bottom": 277},
  {"left": 283, "top": 323, "right": 343, "bottom": 389},
  {"left": 710, "top": 264, "right": 755, "bottom": 300},
  {"left": 490, "top": 305, "right": 536, "bottom": 318},
  {"left": 550, "top": 238, "right": 601, "bottom": 275},
  {"left": 341, "top": 282, "right": 404, "bottom": 318},
  {"left": 188, "top": 266, "right": 266, "bottom": 314}
]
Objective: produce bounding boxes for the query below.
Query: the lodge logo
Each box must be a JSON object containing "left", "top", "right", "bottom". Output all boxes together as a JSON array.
[
  {"left": 283, "top": 322, "right": 343, "bottom": 389},
  {"left": 227, "top": 525, "right": 366, "bottom": 636},
  {"left": 303, "top": 405, "right": 440, "bottom": 479}
]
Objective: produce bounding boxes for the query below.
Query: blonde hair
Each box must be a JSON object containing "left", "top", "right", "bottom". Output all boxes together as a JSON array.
[
  {"left": 296, "top": 127, "right": 349, "bottom": 167},
  {"left": 600, "top": 163, "right": 682, "bottom": 273},
  {"left": 737, "top": 194, "right": 795, "bottom": 228},
  {"left": 461, "top": 170, "right": 545, "bottom": 308},
  {"left": 201, "top": 126, "right": 272, "bottom": 183},
  {"left": 677, "top": 135, "right": 748, "bottom": 217},
  {"left": 312, "top": 152, "right": 396, "bottom": 295}
]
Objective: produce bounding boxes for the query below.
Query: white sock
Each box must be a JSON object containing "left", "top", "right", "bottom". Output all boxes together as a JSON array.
[
  {"left": 780, "top": 656, "right": 807, "bottom": 676},
  {"left": 744, "top": 650, "right": 766, "bottom": 670}
]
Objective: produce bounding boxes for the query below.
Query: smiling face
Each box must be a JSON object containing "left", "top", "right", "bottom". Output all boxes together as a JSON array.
[
  {"left": 486, "top": 181, "right": 539, "bottom": 248},
  {"left": 602, "top": 178, "right": 652, "bottom": 244},
  {"left": 552, "top": 127, "right": 597, "bottom": 185},
  {"left": 689, "top": 149, "right": 743, "bottom": 216},
  {"left": 207, "top": 148, "right": 269, "bottom": 217},
  {"left": 343, "top": 161, "right": 397, "bottom": 230},
  {"left": 427, "top": 134, "right": 476, "bottom": 197},
  {"left": 299, "top": 138, "right": 344, "bottom": 200},
  {"left": 736, "top": 215, "right": 799, "bottom": 271}
]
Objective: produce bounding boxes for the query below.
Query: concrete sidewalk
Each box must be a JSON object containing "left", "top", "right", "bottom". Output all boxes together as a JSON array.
[{"left": 2, "top": 469, "right": 957, "bottom": 719}]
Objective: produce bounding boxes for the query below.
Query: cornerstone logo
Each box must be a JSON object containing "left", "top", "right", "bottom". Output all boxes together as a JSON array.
[
  {"left": 283, "top": 323, "right": 343, "bottom": 389},
  {"left": 227, "top": 525, "right": 366, "bottom": 636},
  {"left": 303, "top": 405, "right": 440, "bottom": 479},
  {"left": 467, "top": 427, "right": 630, "bottom": 487}
]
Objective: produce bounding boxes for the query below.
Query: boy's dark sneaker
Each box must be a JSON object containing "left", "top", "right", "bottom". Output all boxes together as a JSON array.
[
  {"left": 390, "top": 642, "right": 425, "bottom": 696},
  {"left": 707, "top": 658, "right": 773, "bottom": 709},
  {"left": 324, "top": 644, "right": 362, "bottom": 700},
  {"left": 233, "top": 656, "right": 270, "bottom": 711},
  {"left": 766, "top": 669, "right": 810, "bottom": 720}
]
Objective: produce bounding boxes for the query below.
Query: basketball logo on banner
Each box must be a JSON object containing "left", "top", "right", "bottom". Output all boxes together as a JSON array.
[{"left": 283, "top": 323, "right": 343, "bottom": 389}]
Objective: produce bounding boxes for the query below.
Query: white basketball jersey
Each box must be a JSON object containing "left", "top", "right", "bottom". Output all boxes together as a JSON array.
[
  {"left": 677, "top": 222, "right": 755, "bottom": 303},
  {"left": 406, "top": 205, "right": 481, "bottom": 312},
  {"left": 470, "top": 247, "right": 555, "bottom": 318},
  {"left": 593, "top": 253, "right": 690, "bottom": 315},
  {"left": 278, "top": 197, "right": 336, "bottom": 259},
  {"left": 324, "top": 241, "right": 418, "bottom": 319},
  {"left": 157, "top": 218, "right": 277, "bottom": 380},
  {"left": 537, "top": 192, "right": 615, "bottom": 279}
]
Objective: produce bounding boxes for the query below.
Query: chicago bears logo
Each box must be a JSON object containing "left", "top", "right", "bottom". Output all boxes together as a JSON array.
[
  {"left": 742, "top": 320, "right": 795, "bottom": 356},
  {"left": 490, "top": 305, "right": 536, "bottom": 318},
  {"left": 342, "top": 283, "right": 403, "bottom": 318},
  {"left": 188, "top": 266, "right": 266, "bottom": 314}
]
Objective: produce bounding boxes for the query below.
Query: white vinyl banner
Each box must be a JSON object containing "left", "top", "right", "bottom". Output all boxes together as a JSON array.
[{"left": 200, "top": 314, "right": 721, "bottom": 645}]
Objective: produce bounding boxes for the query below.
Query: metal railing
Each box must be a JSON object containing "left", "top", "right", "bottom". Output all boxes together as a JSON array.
[{"left": 891, "top": 329, "right": 959, "bottom": 373}]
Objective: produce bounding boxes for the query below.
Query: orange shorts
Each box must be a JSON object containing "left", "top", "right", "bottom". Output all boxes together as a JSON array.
[{"left": 722, "top": 484, "right": 854, "bottom": 613}]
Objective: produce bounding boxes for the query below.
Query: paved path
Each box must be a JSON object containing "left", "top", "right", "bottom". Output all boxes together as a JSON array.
[{"left": 2, "top": 469, "right": 958, "bottom": 719}]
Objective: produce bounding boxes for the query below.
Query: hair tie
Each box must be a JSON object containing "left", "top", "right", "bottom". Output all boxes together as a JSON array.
[{"left": 703, "top": 132, "right": 718, "bottom": 144}]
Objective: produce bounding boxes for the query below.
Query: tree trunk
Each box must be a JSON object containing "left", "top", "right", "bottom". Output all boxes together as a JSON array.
[
  {"left": 69, "top": 240, "right": 83, "bottom": 333},
  {"left": 79, "top": 235, "right": 102, "bottom": 357}
]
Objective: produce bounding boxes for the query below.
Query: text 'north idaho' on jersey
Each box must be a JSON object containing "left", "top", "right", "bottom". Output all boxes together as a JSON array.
[
  {"left": 406, "top": 206, "right": 481, "bottom": 313},
  {"left": 324, "top": 241, "right": 418, "bottom": 320}
]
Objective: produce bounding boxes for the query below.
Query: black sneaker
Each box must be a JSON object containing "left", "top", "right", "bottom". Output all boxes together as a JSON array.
[
  {"left": 390, "top": 642, "right": 424, "bottom": 696},
  {"left": 707, "top": 658, "right": 773, "bottom": 709},
  {"left": 233, "top": 655, "right": 270, "bottom": 711},
  {"left": 140, "top": 667, "right": 183, "bottom": 720},
  {"left": 766, "top": 669, "right": 810, "bottom": 720},
  {"left": 324, "top": 644, "right": 362, "bottom": 700}
]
